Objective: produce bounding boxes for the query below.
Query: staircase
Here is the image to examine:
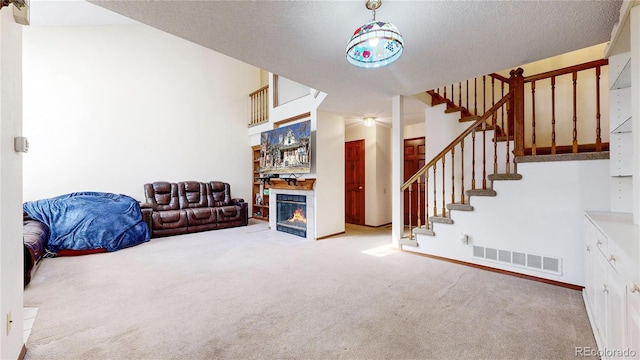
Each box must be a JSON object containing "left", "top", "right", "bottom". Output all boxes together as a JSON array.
[{"left": 400, "top": 60, "right": 611, "bottom": 286}]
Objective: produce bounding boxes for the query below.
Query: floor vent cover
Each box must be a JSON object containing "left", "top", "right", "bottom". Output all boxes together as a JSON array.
[{"left": 472, "top": 245, "right": 562, "bottom": 275}]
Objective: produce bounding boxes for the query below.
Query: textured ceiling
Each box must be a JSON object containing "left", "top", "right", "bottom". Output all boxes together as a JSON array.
[{"left": 75, "top": 0, "right": 623, "bottom": 124}]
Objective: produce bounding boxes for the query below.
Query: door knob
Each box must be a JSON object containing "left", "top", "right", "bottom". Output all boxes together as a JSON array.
[{"left": 358, "top": 186, "right": 363, "bottom": 190}]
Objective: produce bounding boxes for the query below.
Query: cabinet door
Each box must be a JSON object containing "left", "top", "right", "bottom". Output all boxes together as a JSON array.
[
  {"left": 606, "top": 270, "right": 627, "bottom": 355},
  {"left": 585, "top": 220, "right": 599, "bottom": 309},
  {"left": 628, "top": 286, "right": 640, "bottom": 360},
  {"left": 592, "top": 249, "right": 610, "bottom": 345}
]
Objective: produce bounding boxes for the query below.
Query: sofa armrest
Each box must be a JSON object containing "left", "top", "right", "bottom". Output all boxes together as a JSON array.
[
  {"left": 233, "top": 200, "right": 249, "bottom": 226},
  {"left": 140, "top": 207, "right": 154, "bottom": 237},
  {"left": 139, "top": 202, "right": 153, "bottom": 209}
]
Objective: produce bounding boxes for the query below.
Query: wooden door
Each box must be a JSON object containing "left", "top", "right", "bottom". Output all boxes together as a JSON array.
[
  {"left": 345, "top": 140, "right": 365, "bottom": 225},
  {"left": 404, "top": 137, "right": 426, "bottom": 226}
]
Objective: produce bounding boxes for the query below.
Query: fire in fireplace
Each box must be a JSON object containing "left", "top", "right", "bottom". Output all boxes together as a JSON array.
[{"left": 276, "top": 194, "right": 307, "bottom": 238}]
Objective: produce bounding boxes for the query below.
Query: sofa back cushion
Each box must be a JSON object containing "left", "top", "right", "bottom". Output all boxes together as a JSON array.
[
  {"left": 208, "top": 181, "right": 232, "bottom": 207},
  {"left": 178, "top": 181, "right": 208, "bottom": 209},
  {"left": 144, "top": 182, "right": 179, "bottom": 211}
]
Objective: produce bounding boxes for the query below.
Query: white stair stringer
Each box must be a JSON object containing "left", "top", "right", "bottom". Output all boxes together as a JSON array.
[{"left": 402, "top": 158, "right": 611, "bottom": 286}]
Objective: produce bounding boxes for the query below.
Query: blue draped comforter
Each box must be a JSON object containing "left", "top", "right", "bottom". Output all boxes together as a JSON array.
[{"left": 23, "top": 192, "right": 150, "bottom": 253}]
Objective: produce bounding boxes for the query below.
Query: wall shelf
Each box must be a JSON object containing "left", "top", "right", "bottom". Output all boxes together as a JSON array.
[
  {"left": 265, "top": 178, "right": 316, "bottom": 190},
  {"left": 251, "top": 145, "right": 269, "bottom": 221},
  {"left": 611, "top": 116, "right": 632, "bottom": 133},
  {"left": 611, "top": 57, "right": 631, "bottom": 90}
]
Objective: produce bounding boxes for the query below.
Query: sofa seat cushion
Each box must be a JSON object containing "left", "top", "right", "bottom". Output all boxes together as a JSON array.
[
  {"left": 216, "top": 205, "right": 242, "bottom": 222},
  {"left": 209, "top": 181, "right": 232, "bottom": 207},
  {"left": 145, "top": 182, "right": 179, "bottom": 211},
  {"left": 179, "top": 181, "right": 208, "bottom": 209},
  {"left": 151, "top": 209, "right": 188, "bottom": 229},
  {"left": 185, "top": 207, "right": 217, "bottom": 225}
]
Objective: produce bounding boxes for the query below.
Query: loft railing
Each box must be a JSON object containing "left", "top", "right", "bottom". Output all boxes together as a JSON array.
[
  {"left": 430, "top": 59, "right": 609, "bottom": 156},
  {"left": 249, "top": 85, "right": 269, "bottom": 126},
  {"left": 401, "top": 59, "right": 609, "bottom": 239},
  {"left": 521, "top": 59, "right": 608, "bottom": 155}
]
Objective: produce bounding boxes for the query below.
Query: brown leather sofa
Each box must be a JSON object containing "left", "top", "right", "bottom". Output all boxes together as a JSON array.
[
  {"left": 23, "top": 215, "right": 49, "bottom": 287},
  {"left": 141, "top": 181, "right": 248, "bottom": 238}
]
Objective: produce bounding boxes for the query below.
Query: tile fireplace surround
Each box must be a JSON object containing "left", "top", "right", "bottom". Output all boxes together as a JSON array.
[{"left": 269, "top": 188, "right": 315, "bottom": 240}]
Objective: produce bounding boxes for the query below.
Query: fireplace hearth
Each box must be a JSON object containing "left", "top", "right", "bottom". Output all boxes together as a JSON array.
[{"left": 276, "top": 194, "right": 307, "bottom": 238}]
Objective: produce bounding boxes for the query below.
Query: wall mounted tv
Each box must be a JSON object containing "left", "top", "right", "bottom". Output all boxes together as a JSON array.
[{"left": 259, "top": 120, "right": 311, "bottom": 175}]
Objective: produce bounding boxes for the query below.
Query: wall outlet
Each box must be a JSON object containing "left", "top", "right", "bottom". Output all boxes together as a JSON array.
[
  {"left": 6, "top": 312, "right": 12, "bottom": 335},
  {"left": 460, "top": 233, "right": 470, "bottom": 245}
]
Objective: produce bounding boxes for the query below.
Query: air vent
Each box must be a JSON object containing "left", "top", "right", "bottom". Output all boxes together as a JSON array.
[
  {"left": 486, "top": 248, "right": 498, "bottom": 261},
  {"left": 499, "top": 250, "right": 511, "bottom": 263},
  {"left": 472, "top": 246, "right": 562, "bottom": 275},
  {"left": 473, "top": 246, "right": 484, "bottom": 258},
  {"left": 527, "top": 254, "right": 542, "bottom": 269},
  {"left": 513, "top": 252, "right": 526, "bottom": 266},
  {"left": 543, "top": 257, "right": 560, "bottom": 273}
]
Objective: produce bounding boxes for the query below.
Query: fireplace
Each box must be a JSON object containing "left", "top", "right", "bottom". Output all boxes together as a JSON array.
[{"left": 276, "top": 194, "right": 307, "bottom": 238}]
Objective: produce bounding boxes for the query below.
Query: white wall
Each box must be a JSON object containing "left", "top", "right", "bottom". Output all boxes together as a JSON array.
[
  {"left": 22, "top": 24, "right": 260, "bottom": 203},
  {"left": 403, "top": 122, "right": 425, "bottom": 139},
  {"left": 375, "top": 125, "right": 392, "bottom": 225},
  {"left": 316, "top": 110, "right": 345, "bottom": 238},
  {"left": 411, "top": 159, "right": 611, "bottom": 286},
  {"left": 0, "top": 8, "right": 25, "bottom": 360},
  {"left": 276, "top": 76, "right": 310, "bottom": 106}
]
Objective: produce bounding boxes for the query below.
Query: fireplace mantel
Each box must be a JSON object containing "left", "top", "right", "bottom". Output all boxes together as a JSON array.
[{"left": 265, "top": 178, "right": 316, "bottom": 190}]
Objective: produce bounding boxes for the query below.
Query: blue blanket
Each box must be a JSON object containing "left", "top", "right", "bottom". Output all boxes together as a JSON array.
[{"left": 23, "top": 192, "right": 150, "bottom": 253}]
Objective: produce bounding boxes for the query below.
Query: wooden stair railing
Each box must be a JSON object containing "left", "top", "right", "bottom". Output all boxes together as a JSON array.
[
  {"left": 427, "top": 73, "right": 510, "bottom": 124},
  {"left": 401, "top": 91, "right": 513, "bottom": 239},
  {"left": 521, "top": 59, "right": 609, "bottom": 155},
  {"left": 426, "top": 59, "right": 610, "bottom": 157},
  {"left": 249, "top": 85, "right": 269, "bottom": 126}
]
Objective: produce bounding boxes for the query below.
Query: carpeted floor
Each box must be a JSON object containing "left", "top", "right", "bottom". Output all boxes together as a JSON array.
[{"left": 23, "top": 220, "right": 596, "bottom": 360}]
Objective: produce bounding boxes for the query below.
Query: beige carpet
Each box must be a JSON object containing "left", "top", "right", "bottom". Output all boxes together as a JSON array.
[{"left": 23, "top": 220, "right": 596, "bottom": 360}]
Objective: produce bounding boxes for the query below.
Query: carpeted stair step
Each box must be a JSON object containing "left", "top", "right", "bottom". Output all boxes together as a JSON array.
[
  {"left": 413, "top": 225, "right": 435, "bottom": 236},
  {"left": 488, "top": 173, "right": 523, "bottom": 181},
  {"left": 445, "top": 106, "right": 464, "bottom": 114},
  {"left": 466, "top": 189, "right": 497, "bottom": 197},
  {"left": 495, "top": 135, "right": 515, "bottom": 142},
  {"left": 473, "top": 124, "right": 498, "bottom": 133},
  {"left": 459, "top": 115, "right": 480, "bottom": 122},
  {"left": 426, "top": 91, "right": 448, "bottom": 106},
  {"left": 399, "top": 238, "right": 419, "bottom": 247},
  {"left": 428, "top": 216, "right": 454, "bottom": 224},
  {"left": 446, "top": 202, "right": 474, "bottom": 211}
]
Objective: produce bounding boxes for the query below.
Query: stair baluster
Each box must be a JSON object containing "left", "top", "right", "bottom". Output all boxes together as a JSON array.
[
  {"left": 451, "top": 147, "right": 455, "bottom": 205},
  {"left": 551, "top": 76, "right": 556, "bottom": 154},
  {"left": 595, "top": 65, "right": 602, "bottom": 152},
  {"left": 531, "top": 81, "right": 537, "bottom": 155},
  {"left": 460, "top": 140, "right": 465, "bottom": 204}
]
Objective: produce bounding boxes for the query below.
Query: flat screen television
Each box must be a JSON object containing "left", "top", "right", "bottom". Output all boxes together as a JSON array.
[{"left": 259, "top": 120, "right": 311, "bottom": 175}]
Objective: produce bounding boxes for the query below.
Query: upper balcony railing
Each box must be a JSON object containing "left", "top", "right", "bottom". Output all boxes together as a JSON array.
[{"left": 249, "top": 85, "right": 269, "bottom": 127}]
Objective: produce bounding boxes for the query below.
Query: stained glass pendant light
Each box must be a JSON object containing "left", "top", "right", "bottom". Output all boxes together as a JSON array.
[{"left": 346, "top": 0, "right": 404, "bottom": 69}]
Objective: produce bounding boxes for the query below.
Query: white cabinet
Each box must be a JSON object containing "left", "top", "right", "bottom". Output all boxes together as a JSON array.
[
  {"left": 584, "top": 212, "right": 640, "bottom": 360},
  {"left": 628, "top": 285, "right": 640, "bottom": 360}
]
